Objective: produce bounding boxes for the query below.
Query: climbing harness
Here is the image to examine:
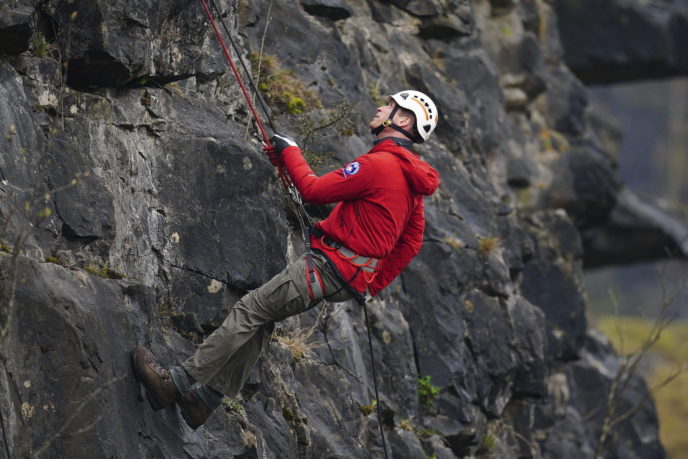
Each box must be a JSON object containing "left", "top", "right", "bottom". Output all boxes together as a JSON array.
[
  {"left": 198, "top": 3, "right": 389, "bottom": 457},
  {"left": 315, "top": 228, "right": 379, "bottom": 284}
]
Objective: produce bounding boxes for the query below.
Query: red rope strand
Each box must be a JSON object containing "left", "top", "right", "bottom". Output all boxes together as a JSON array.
[{"left": 199, "top": 0, "right": 271, "bottom": 147}]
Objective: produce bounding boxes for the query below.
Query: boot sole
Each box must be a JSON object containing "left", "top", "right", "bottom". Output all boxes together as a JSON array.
[{"left": 131, "top": 349, "right": 164, "bottom": 411}]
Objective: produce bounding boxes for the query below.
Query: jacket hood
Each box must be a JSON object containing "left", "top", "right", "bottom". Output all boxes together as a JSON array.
[{"left": 370, "top": 139, "right": 440, "bottom": 196}]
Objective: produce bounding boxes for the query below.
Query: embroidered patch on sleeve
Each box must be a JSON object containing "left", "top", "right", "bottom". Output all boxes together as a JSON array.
[{"left": 342, "top": 161, "right": 360, "bottom": 178}]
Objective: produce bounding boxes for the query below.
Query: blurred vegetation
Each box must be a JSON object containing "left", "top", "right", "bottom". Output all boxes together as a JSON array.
[{"left": 596, "top": 316, "right": 688, "bottom": 459}]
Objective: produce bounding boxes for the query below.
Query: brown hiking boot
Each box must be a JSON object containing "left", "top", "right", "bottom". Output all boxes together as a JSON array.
[
  {"left": 179, "top": 385, "right": 214, "bottom": 430},
  {"left": 131, "top": 346, "right": 181, "bottom": 410}
]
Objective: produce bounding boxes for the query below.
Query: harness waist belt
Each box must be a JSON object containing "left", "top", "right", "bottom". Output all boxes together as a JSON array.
[{"left": 313, "top": 228, "right": 379, "bottom": 273}]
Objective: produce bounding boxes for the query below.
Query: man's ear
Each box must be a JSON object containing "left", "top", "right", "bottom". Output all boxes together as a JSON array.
[{"left": 397, "top": 113, "right": 412, "bottom": 129}]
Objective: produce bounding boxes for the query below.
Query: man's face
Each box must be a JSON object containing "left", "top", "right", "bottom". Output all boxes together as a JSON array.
[{"left": 369, "top": 99, "right": 397, "bottom": 130}]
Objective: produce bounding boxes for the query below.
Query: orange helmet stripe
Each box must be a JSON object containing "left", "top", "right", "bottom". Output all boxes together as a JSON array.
[{"left": 410, "top": 98, "right": 430, "bottom": 121}]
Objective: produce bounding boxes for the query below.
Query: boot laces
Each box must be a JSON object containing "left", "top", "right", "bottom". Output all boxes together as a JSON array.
[{"left": 144, "top": 353, "right": 170, "bottom": 380}]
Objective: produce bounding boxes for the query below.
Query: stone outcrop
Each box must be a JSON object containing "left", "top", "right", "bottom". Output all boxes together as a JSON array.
[
  {"left": 554, "top": 0, "right": 688, "bottom": 84},
  {"left": 0, "top": 0, "right": 674, "bottom": 457},
  {"left": 583, "top": 187, "right": 688, "bottom": 268}
]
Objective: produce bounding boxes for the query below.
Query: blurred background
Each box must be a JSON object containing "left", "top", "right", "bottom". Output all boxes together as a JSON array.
[{"left": 584, "top": 77, "right": 688, "bottom": 458}]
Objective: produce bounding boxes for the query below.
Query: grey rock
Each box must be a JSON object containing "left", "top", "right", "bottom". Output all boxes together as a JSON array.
[
  {"left": 520, "top": 211, "right": 586, "bottom": 361},
  {"left": 548, "top": 330, "right": 667, "bottom": 458},
  {"left": 384, "top": 0, "right": 442, "bottom": 18},
  {"left": 423, "top": 434, "right": 459, "bottom": 459},
  {"left": 0, "top": 0, "right": 671, "bottom": 457},
  {"left": 554, "top": 0, "right": 688, "bottom": 84},
  {"left": 0, "top": 3, "right": 34, "bottom": 55},
  {"left": 48, "top": 132, "right": 115, "bottom": 243},
  {"left": 509, "top": 297, "right": 547, "bottom": 398},
  {"left": 389, "top": 426, "right": 426, "bottom": 458},
  {"left": 541, "top": 66, "right": 588, "bottom": 138},
  {"left": 583, "top": 187, "right": 688, "bottom": 268},
  {"left": 417, "top": 2, "right": 473, "bottom": 40},
  {"left": 43, "top": 0, "right": 227, "bottom": 87},
  {"left": 300, "top": 0, "right": 352, "bottom": 21},
  {"left": 425, "top": 414, "right": 477, "bottom": 456}
]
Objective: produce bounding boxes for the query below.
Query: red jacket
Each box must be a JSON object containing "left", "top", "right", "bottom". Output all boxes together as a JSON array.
[{"left": 281, "top": 138, "right": 440, "bottom": 295}]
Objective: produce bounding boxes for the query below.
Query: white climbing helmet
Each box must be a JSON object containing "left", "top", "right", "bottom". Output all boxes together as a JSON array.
[{"left": 389, "top": 90, "right": 439, "bottom": 142}]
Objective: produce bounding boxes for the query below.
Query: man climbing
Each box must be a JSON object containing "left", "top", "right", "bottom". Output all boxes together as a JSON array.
[{"left": 132, "top": 90, "right": 440, "bottom": 429}]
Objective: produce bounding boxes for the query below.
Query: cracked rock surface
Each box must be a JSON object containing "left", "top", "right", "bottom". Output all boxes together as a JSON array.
[{"left": 0, "top": 0, "right": 677, "bottom": 457}]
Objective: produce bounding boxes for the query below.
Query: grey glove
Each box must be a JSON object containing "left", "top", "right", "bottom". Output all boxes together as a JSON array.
[{"left": 271, "top": 132, "right": 298, "bottom": 154}]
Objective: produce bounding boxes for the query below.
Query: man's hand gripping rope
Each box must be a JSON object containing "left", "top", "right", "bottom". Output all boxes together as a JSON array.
[{"left": 263, "top": 132, "right": 303, "bottom": 206}]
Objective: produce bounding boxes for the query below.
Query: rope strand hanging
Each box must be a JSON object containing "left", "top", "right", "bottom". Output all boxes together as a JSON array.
[{"left": 198, "top": 0, "right": 298, "bottom": 202}]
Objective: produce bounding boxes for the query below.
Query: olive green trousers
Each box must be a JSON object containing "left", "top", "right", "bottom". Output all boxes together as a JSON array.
[{"left": 182, "top": 252, "right": 351, "bottom": 396}]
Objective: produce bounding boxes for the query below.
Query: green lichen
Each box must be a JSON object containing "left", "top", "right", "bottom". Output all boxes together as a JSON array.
[
  {"left": 477, "top": 434, "right": 496, "bottom": 455},
  {"left": 359, "top": 399, "right": 377, "bottom": 416},
  {"left": 250, "top": 53, "right": 321, "bottom": 116},
  {"left": 84, "top": 262, "right": 125, "bottom": 280},
  {"left": 284, "top": 92, "right": 306, "bottom": 115},
  {"left": 222, "top": 396, "right": 246, "bottom": 417}
]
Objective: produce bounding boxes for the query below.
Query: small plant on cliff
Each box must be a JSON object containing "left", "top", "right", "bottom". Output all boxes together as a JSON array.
[
  {"left": 359, "top": 399, "right": 377, "bottom": 416},
  {"left": 44, "top": 256, "right": 62, "bottom": 265},
  {"left": 250, "top": 53, "right": 321, "bottom": 115},
  {"left": 443, "top": 235, "right": 465, "bottom": 251},
  {"left": 31, "top": 32, "right": 58, "bottom": 59},
  {"left": 84, "top": 261, "right": 125, "bottom": 280},
  {"left": 476, "top": 434, "right": 496, "bottom": 455},
  {"left": 478, "top": 236, "right": 501, "bottom": 255},
  {"left": 399, "top": 418, "right": 414, "bottom": 432},
  {"left": 273, "top": 325, "right": 324, "bottom": 360},
  {"left": 418, "top": 375, "right": 441, "bottom": 406},
  {"left": 222, "top": 396, "right": 246, "bottom": 418}
]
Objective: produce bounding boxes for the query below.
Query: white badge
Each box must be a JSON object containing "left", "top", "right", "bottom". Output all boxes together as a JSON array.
[{"left": 342, "top": 161, "right": 360, "bottom": 178}]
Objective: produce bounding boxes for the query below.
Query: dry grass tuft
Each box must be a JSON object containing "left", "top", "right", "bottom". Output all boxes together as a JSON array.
[
  {"left": 478, "top": 236, "right": 501, "bottom": 254},
  {"left": 273, "top": 326, "right": 324, "bottom": 360}
]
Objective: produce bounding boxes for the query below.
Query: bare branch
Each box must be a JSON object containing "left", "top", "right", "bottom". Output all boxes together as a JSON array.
[
  {"left": 33, "top": 375, "right": 125, "bottom": 458},
  {"left": 594, "top": 259, "right": 688, "bottom": 458},
  {"left": 607, "top": 364, "right": 688, "bottom": 433}
]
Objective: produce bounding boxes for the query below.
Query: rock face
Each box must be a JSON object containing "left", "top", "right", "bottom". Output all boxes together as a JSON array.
[
  {"left": 0, "top": 0, "right": 672, "bottom": 458},
  {"left": 554, "top": 0, "right": 688, "bottom": 84}
]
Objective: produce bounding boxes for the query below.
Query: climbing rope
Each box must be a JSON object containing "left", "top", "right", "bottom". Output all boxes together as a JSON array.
[
  {"left": 362, "top": 300, "right": 390, "bottom": 459},
  {"left": 208, "top": 0, "right": 275, "bottom": 133},
  {"left": 198, "top": 0, "right": 301, "bottom": 207}
]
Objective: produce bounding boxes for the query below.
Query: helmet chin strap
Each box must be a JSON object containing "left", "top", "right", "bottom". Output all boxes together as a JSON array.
[{"left": 370, "top": 105, "right": 415, "bottom": 141}]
